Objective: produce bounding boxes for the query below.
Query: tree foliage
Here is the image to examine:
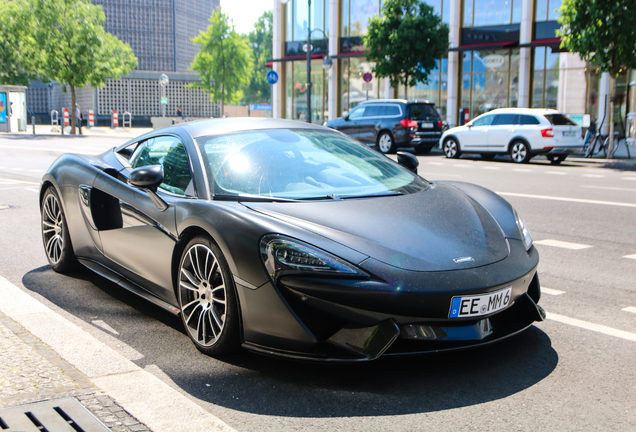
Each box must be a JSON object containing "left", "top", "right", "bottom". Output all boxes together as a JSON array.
[
  {"left": 190, "top": 9, "right": 253, "bottom": 114},
  {"left": 0, "top": 0, "right": 42, "bottom": 86},
  {"left": 243, "top": 11, "right": 273, "bottom": 105},
  {"left": 363, "top": 0, "right": 449, "bottom": 96},
  {"left": 558, "top": 0, "right": 636, "bottom": 76}
]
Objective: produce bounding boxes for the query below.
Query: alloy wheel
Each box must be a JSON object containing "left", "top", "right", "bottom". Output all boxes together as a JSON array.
[
  {"left": 42, "top": 194, "right": 64, "bottom": 265},
  {"left": 511, "top": 142, "right": 528, "bottom": 163},
  {"left": 444, "top": 139, "right": 458, "bottom": 158},
  {"left": 178, "top": 244, "right": 227, "bottom": 347},
  {"left": 378, "top": 133, "right": 393, "bottom": 153}
]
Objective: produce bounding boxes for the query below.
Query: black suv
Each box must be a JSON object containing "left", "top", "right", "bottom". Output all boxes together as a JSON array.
[{"left": 324, "top": 99, "right": 444, "bottom": 154}]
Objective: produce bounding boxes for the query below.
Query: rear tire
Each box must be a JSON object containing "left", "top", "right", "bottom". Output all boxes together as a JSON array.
[
  {"left": 548, "top": 155, "right": 566, "bottom": 165},
  {"left": 442, "top": 138, "right": 461, "bottom": 159},
  {"left": 377, "top": 132, "right": 395, "bottom": 154},
  {"left": 510, "top": 141, "right": 531, "bottom": 163},
  {"left": 41, "top": 186, "right": 78, "bottom": 273},
  {"left": 177, "top": 236, "right": 240, "bottom": 356}
]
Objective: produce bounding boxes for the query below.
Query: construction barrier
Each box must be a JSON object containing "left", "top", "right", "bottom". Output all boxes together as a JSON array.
[
  {"left": 63, "top": 108, "right": 69, "bottom": 127},
  {"left": 88, "top": 109, "right": 94, "bottom": 127},
  {"left": 112, "top": 110, "right": 119, "bottom": 128}
]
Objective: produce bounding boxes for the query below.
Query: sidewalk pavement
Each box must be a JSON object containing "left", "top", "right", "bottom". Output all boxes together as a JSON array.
[
  {"left": 7, "top": 124, "right": 155, "bottom": 139},
  {"left": 0, "top": 275, "right": 236, "bottom": 432}
]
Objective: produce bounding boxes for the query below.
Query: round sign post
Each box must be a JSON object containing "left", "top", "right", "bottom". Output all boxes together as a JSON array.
[
  {"left": 363, "top": 72, "right": 373, "bottom": 83},
  {"left": 362, "top": 73, "right": 373, "bottom": 100},
  {"left": 266, "top": 70, "right": 279, "bottom": 85}
]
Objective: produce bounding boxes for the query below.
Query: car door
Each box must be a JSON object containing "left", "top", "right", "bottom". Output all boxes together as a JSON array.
[
  {"left": 460, "top": 114, "right": 496, "bottom": 151},
  {"left": 489, "top": 114, "right": 519, "bottom": 150},
  {"left": 93, "top": 135, "right": 196, "bottom": 303},
  {"left": 358, "top": 104, "right": 383, "bottom": 143},
  {"left": 337, "top": 105, "right": 366, "bottom": 140}
]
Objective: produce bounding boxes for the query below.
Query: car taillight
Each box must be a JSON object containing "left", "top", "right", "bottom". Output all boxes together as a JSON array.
[
  {"left": 437, "top": 120, "right": 443, "bottom": 128},
  {"left": 400, "top": 119, "right": 418, "bottom": 128},
  {"left": 541, "top": 128, "right": 554, "bottom": 138}
]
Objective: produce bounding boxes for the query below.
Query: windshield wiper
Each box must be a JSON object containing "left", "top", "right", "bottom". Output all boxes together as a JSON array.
[
  {"left": 340, "top": 191, "right": 405, "bottom": 199},
  {"left": 214, "top": 193, "right": 299, "bottom": 203}
]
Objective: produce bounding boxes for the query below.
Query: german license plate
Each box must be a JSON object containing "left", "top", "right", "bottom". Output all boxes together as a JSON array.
[
  {"left": 420, "top": 122, "right": 433, "bottom": 128},
  {"left": 562, "top": 131, "right": 576, "bottom": 137},
  {"left": 449, "top": 286, "right": 512, "bottom": 318}
]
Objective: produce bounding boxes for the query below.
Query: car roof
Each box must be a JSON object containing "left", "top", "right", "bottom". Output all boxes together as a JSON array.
[
  {"left": 479, "top": 108, "right": 562, "bottom": 116},
  {"left": 360, "top": 99, "right": 434, "bottom": 105}
]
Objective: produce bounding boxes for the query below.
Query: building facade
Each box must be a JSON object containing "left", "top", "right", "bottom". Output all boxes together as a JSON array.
[
  {"left": 27, "top": 0, "right": 221, "bottom": 123},
  {"left": 271, "top": 0, "right": 632, "bottom": 137}
]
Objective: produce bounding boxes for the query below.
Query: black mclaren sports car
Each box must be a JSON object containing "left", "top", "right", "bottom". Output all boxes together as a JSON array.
[{"left": 40, "top": 118, "right": 545, "bottom": 362}]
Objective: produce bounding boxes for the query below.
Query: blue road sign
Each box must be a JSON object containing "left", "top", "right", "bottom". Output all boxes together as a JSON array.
[{"left": 266, "top": 70, "right": 279, "bottom": 85}]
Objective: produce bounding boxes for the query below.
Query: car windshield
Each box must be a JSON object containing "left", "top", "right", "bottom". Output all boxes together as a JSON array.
[
  {"left": 196, "top": 129, "right": 427, "bottom": 200},
  {"left": 544, "top": 114, "right": 577, "bottom": 126}
]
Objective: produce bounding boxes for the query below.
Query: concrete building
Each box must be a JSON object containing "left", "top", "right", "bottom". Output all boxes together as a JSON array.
[
  {"left": 271, "top": 0, "right": 632, "bottom": 136},
  {"left": 27, "top": 0, "right": 221, "bottom": 124}
]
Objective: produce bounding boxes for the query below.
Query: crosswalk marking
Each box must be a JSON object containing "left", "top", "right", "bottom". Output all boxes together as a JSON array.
[
  {"left": 542, "top": 287, "right": 566, "bottom": 296},
  {"left": 534, "top": 239, "right": 592, "bottom": 250},
  {"left": 622, "top": 307, "right": 636, "bottom": 314},
  {"left": 624, "top": 254, "right": 636, "bottom": 260}
]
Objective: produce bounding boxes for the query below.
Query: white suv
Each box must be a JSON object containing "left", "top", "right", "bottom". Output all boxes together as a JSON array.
[{"left": 440, "top": 108, "right": 583, "bottom": 164}]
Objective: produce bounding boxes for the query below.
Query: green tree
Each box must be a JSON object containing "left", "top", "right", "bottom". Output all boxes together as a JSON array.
[
  {"left": 243, "top": 11, "right": 273, "bottom": 105},
  {"left": 190, "top": 9, "right": 253, "bottom": 115},
  {"left": 32, "top": 0, "right": 137, "bottom": 134},
  {"left": 558, "top": 0, "right": 636, "bottom": 156},
  {"left": 0, "top": 0, "right": 41, "bottom": 86},
  {"left": 364, "top": 0, "right": 449, "bottom": 98}
]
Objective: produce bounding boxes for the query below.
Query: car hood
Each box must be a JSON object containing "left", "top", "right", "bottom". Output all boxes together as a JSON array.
[{"left": 244, "top": 183, "right": 510, "bottom": 272}]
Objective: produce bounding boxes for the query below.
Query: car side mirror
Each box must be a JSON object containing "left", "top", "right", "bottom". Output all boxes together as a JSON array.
[
  {"left": 343, "top": 114, "right": 349, "bottom": 121},
  {"left": 397, "top": 151, "right": 419, "bottom": 174},
  {"left": 466, "top": 123, "right": 473, "bottom": 128},
  {"left": 128, "top": 165, "right": 168, "bottom": 211}
]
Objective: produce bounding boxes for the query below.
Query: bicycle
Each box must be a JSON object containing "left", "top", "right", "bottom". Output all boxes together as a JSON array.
[
  {"left": 585, "top": 131, "right": 606, "bottom": 157},
  {"left": 601, "top": 132, "right": 631, "bottom": 158}
]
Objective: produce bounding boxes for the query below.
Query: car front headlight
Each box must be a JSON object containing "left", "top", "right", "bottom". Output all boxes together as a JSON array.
[
  {"left": 514, "top": 210, "right": 533, "bottom": 251},
  {"left": 260, "top": 234, "right": 367, "bottom": 280}
]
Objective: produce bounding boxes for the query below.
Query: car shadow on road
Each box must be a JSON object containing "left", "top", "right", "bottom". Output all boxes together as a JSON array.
[{"left": 22, "top": 265, "right": 558, "bottom": 419}]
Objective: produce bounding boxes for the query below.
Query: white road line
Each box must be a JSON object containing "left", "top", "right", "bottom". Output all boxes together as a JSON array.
[
  {"left": 622, "top": 307, "right": 636, "bottom": 314},
  {"left": 0, "top": 205, "right": 9, "bottom": 210},
  {"left": 496, "top": 191, "right": 636, "bottom": 208},
  {"left": 534, "top": 239, "right": 592, "bottom": 250},
  {"left": 424, "top": 172, "right": 463, "bottom": 177},
  {"left": 427, "top": 162, "right": 445, "bottom": 166},
  {"left": 546, "top": 171, "right": 567, "bottom": 175},
  {"left": 623, "top": 253, "right": 636, "bottom": 260},
  {"left": 26, "top": 188, "right": 39, "bottom": 193},
  {"left": 92, "top": 319, "right": 120, "bottom": 335},
  {"left": 622, "top": 177, "right": 636, "bottom": 181},
  {"left": 547, "top": 312, "right": 636, "bottom": 342},
  {"left": 581, "top": 174, "right": 605, "bottom": 178},
  {"left": 7, "top": 168, "right": 25, "bottom": 171},
  {"left": 0, "top": 179, "right": 40, "bottom": 185},
  {"left": 453, "top": 164, "right": 472, "bottom": 167},
  {"left": 513, "top": 168, "right": 532, "bottom": 172},
  {"left": 483, "top": 166, "right": 501, "bottom": 170},
  {"left": 542, "top": 287, "right": 566, "bottom": 296},
  {"left": 582, "top": 185, "right": 636, "bottom": 192}
]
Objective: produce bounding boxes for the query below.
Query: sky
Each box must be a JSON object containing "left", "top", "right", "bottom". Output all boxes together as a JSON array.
[{"left": 220, "top": 0, "right": 274, "bottom": 35}]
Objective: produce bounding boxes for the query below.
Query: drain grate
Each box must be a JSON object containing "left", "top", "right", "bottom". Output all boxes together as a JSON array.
[{"left": 0, "top": 398, "right": 110, "bottom": 432}]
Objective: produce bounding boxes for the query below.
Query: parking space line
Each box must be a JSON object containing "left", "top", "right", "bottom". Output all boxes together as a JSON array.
[
  {"left": 622, "top": 307, "right": 636, "bottom": 314},
  {"left": 582, "top": 185, "right": 636, "bottom": 192},
  {"left": 534, "top": 239, "right": 592, "bottom": 250},
  {"left": 622, "top": 177, "right": 636, "bottom": 181},
  {"left": 513, "top": 168, "right": 532, "bottom": 172},
  {"left": 483, "top": 166, "right": 501, "bottom": 170},
  {"left": 496, "top": 191, "right": 636, "bottom": 208},
  {"left": 452, "top": 164, "right": 472, "bottom": 167},
  {"left": 623, "top": 254, "right": 636, "bottom": 260},
  {"left": 581, "top": 174, "right": 605, "bottom": 178},
  {"left": 546, "top": 312, "right": 636, "bottom": 342},
  {"left": 546, "top": 171, "right": 567, "bottom": 175},
  {"left": 542, "top": 287, "right": 566, "bottom": 296}
]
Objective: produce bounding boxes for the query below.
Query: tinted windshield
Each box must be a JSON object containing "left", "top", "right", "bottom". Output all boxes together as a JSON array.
[
  {"left": 544, "top": 114, "right": 577, "bottom": 126},
  {"left": 196, "top": 129, "right": 427, "bottom": 200},
  {"left": 409, "top": 104, "right": 439, "bottom": 120}
]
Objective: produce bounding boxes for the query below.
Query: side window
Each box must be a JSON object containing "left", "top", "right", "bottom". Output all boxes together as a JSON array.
[
  {"left": 493, "top": 114, "right": 518, "bottom": 125},
  {"left": 348, "top": 106, "right": 365, "bottom": 119},
  {"left": 363, "top": 105, "right": 382, "bottom": 117},
  {"left": 385, "top": 105, "right": 401, "bottom": 116},
  {"left": 472, "top": 115, "right": 496, "bottom": 126},
  {"left": 520, "top": 115, "right": 541, "bottom": 125},
  {"left": 130, "top": 136, "right": 194, "bottom": 196}
]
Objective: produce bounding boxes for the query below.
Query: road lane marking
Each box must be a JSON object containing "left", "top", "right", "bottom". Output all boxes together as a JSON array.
[
  {"left": 582, "top": 185, "right": 636, "bottom": 192},
  {"left": 581, "top": 174, "right": 605, "bottom": 178},
  {"left": 26, "top": 188, "right": 39, "bottom": 193},
  {"left": 546, "top": 171, "right": 567, "bottom": 175},
  {"left": 92, "top": 320, "right": 120, "bottom": 335},
  {"left": 427, "top": 162, "right": 445, "bottom": 165},
  {"left": 534, "top": 239, "right": 592, "bottom": 250},
  {"left": 496, "top": 191, "right": 636, "bottom": 208},
  {"left": 0, "top": 179, "right": 40, "bottom": 185},
  {"left": 483, "top": 166, "right": 501, "bottom": 170},
  {"left": 542, "top": 287, "right": 566, "bottom": 296},
  {"left": 624, "top": 254, "right": 636, "bottom": 260},
  {"left": 453, "top": 164, "right": 472, "bottom": 167},
  {"left": 622, "top": 177, "right": 636, "bottom": 181},
  {"left": 547, "top": 312, "right": 636, "bottom": 342},
  {"left": 622, "top": 307, "right": 636, "bottom": 314},
  {"left": 425, "top": 172, "right": 463, "bottom": 177}
]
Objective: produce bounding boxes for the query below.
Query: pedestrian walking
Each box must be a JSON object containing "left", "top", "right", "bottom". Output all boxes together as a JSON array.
[
  {"left": 176, "top": 107, "right": 183, "bottom": 117},
  {"left": 75, "top": 104, "right": 83, "bottom": 135}
]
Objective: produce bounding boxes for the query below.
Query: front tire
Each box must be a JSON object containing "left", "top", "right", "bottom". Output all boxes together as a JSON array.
[
  {"left": 377, "top": 132, "right": 395, "bottom": 154},
  {"left": 442, "top": 138, "right": 461, "bottom": 158},
  {"left": 41, "top": 186, "right": 78, "bottom": 273},
  {"left": 510, "top": 141, "right": 532, "bottom": 163},
  {"left": 177, "top": 236, "right": 240, "bottom": 356}
]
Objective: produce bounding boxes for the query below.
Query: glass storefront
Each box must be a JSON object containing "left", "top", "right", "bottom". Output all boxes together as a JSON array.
[
  {"left": 395, "top": 59, "right": 448, "bottom": 118},
  {"left": 285, "top": 0, "right": 329, "bottom": 56},
  {"left": 535, "top": 0, "right": 562, "bottom": 21},
  {"left": 340, "top": 57, "right": 388, "bottom": 114},
  {"left": 463, "top": 0, "right": 521, "bottom": 27},
  {"left": 627, "top": 70, "right": 635, "bottom": 144},
  {"left": 460, "top": 50, "right": 520, "bottom": 118},
  {"left": 531, "top": 47, "right": 559, "bottom": 109},
  {"left": 284, "top": 59, "right": 329, "bottom": 123}
]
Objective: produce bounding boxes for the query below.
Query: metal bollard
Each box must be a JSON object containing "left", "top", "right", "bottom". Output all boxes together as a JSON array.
[{"left": 32, "top": 116, "right": 36, "bottom": 134}]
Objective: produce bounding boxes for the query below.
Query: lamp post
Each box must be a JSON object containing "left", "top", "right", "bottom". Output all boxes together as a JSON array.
[
  {"left": 159, "top": 74, "right": 169, "bottom": 117},
  {"left": 281, "top": 0, "right": 332, "bottom": 123}
]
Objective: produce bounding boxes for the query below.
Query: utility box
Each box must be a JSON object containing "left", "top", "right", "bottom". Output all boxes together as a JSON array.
[{"left": 0, "top": 85, "right": 27, "bottom": 132}]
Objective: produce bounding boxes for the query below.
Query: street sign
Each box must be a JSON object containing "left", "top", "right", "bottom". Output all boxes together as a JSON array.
[
  {"left": 160, "top": 97, "right": 168, "bottom": 105},
  {"left": 362, "top": 82, "right": 373, "bottom": 91},
  {"left": 363, "top": 72, "right": 373, "bottom": 83},
  {"left": 250, "top": 103, "right": 272, "bottom": 111},
  {"left": 266, "top": 70, "right": 279, "bottom": 85}
]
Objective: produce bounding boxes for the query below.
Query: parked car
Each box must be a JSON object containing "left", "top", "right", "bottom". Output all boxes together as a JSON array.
[
  {"left": 40, "top": 118, "right": 543, "bottom": 362},
  {"left": 324, "top": 99, "right": 444, "bottom": 155},
  {"left": 440, "top": 108, "right": 583, "bottom": 164}
]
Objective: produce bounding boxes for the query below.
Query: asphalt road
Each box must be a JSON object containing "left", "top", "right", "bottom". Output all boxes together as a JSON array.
[{"left": 1, "top": 134, "right": 635, "bottom": 431}]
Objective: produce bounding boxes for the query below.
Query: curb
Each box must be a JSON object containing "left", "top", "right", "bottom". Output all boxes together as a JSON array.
[{"left": 0, "top": 275, "right": 236, "bottom": 432}]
